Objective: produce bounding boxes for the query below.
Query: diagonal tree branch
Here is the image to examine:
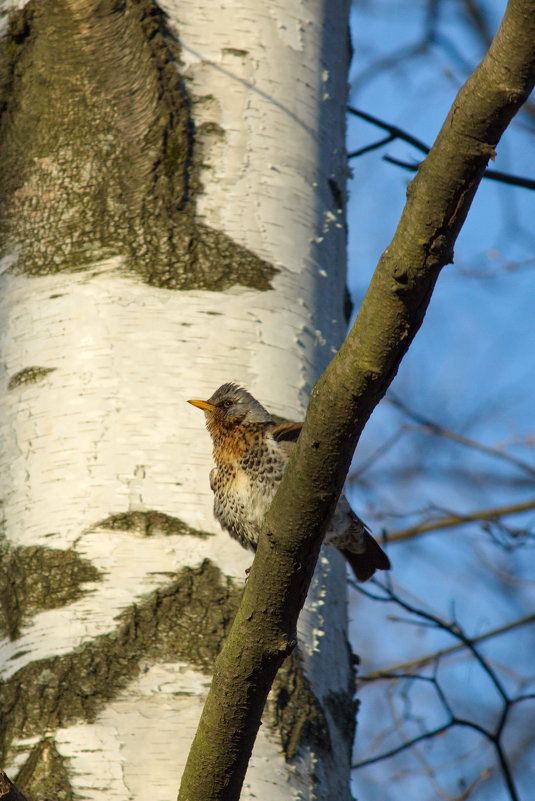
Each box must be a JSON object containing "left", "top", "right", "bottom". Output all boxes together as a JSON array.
[{"left": 177, "top": 3, "right": 535, "bottom": 799}]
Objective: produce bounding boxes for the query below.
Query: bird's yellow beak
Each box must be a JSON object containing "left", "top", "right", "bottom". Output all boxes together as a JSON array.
[{"left": 188, "top": 399, "right": 217, "bottom": 412}]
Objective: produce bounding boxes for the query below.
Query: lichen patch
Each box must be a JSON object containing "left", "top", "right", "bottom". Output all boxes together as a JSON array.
[{"left": 7, "top": 366, "right": 56, "bottom": 391}]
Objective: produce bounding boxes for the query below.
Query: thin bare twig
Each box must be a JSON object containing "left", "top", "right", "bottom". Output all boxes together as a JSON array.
[
  {"left": 387, "top": 393, "right": 535, "bottom": 477},
  {"left": 348, "top": 133, "right": 395, "bottom": 159},
  {"left": 462, "top": 0, "right": 494, "bottom": 47},
  {"left": 352, "top": 427, "right": 407, "bottom": 479},
  {"left": 355, "top": 581, "right": 510, "bottom": 700},
  {"left": 348, "top": 105, "right": 433, "bottom": 154},
  {"left": 360, "top": 613, "right": 535, "bottom": 678},
  {"left": 384, "top": 154, "right": 535, "bottom": 190},
  {"left": 348, "top": 107, "right": 535, "bottom": 191},
  {"left": 351, "top": 581, "right": 529, "bottom": 801},
  {"left": 387, "top": 498, "right": 535, "bottom": 542},
  {"left": 353, "top": 719, "right": 474, "bottom": 769}
]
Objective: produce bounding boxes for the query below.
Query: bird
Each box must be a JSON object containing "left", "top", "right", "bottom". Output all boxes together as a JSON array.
[{"left": 188, "top": 383, "right": 390, "bottom": 581}]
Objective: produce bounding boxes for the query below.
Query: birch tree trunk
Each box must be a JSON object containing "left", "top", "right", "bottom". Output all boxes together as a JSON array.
[{"left": 0, "top": 1, "right": 353, "bottom": 799}]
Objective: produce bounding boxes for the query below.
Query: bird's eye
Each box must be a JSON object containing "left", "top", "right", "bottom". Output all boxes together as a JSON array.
[{"left": 222, "top": 400, "right": 233, "bottom": 408}]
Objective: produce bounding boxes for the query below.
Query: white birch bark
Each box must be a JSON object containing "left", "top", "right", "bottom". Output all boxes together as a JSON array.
[{"left": 0, "top": 1, "right": 353, "bottom": 798}]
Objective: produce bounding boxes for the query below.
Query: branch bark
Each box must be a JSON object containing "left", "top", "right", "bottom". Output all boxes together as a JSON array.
[{"left": 177, "top": 2, "right": 535, "bottom": 798}]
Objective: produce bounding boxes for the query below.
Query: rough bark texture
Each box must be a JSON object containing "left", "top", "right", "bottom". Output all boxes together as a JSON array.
[
  {"left": 0, "top": 544, "right": 101, "bottom": 640},
  {"left": 0, "top": 560, "right": 240, "bottom": 762},
  {"left": 177, "top": 2, "right": 535, "bottom": 799},
  {"left": 0, "top": 0, "right": 275, "bottom": 289}
]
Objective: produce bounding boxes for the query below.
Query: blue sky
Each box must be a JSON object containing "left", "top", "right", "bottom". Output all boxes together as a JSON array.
[{"left": 345, "top": 2, "right": 535, "bottom": 799}]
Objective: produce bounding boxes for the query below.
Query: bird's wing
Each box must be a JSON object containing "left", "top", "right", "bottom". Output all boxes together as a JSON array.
[
  {"left": 209, "top": 467, "right": 218, "bottom": 492},
  {"left": 272, "top": 420, "right": 390, "bottom": 581},
  {"left": 271, "top": 421, "right": 303, "bottom": 443}
]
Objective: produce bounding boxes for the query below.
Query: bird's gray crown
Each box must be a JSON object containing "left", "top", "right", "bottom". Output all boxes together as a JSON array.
[{"left": 207, "top": 383, "right": 274, "bottom": 425}]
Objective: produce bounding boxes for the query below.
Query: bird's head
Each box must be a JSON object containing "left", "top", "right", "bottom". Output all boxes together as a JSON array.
[{"left": 188, "top": 383, "right": 273, "bottom": 434}]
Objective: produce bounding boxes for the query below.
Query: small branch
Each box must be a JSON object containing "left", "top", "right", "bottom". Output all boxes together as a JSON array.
[
  {"left": 493, "top": 737, "right": 521, "bottom": 801},
  {"left": 388, "top": 393, "right": 535, "bottom": 477},
  {"left": 351, "top": 427, "right": 407, "bottom": 479},
  {"left": 354, "top": 582, "right": 510, "bottom": 703},
  {"left": 462, "top": 0, "right": 494, "bottom": 47},
  {"left": 387, "top": 498, "right": 535, "bottom": 542},
  {"left": 384, "top": 154, "right": 535, "bottom": 190},
  {"left": 352, "top": 583, "right": 530, "bottom": 801},
  {"left": 348, "top": 106, "right": 535, "bottom": 191},
  {"left": 353, "top": 712, "right": 519, "bottom": 801},
  {"left": 347, "top": 134, "right": 395, "bottom": 159},
  {"left": 352, "top": 714, "right": 492, "bottom": 770},
  {"left": 352, "top": 721, "right": 452, "bottom": 769},
  {"left": 352, "top": 579, "right": 530, "bottom": 801},
  {"left": 347, "top": 106, "right": 429, "bottom": 154},
  {"left": 514, "top": 692, "right": 535, "bottom": 702},
  {"left": 454, "top": 768, "right": 492, "bottom": 801},
  {"left": 360, "top": 613, "right": 535, "bottom": 678}
]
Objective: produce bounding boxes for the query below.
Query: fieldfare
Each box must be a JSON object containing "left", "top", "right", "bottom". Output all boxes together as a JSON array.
[{"left": 188, "top": 383, "right": 390, "bottom": 581}]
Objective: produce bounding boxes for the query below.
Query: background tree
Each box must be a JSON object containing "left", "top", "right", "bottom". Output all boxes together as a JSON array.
[{"left": 0, "top": 1, "right": 355, "bottom": 799}]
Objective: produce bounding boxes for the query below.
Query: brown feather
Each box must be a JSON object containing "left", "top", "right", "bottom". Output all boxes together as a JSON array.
[
  {"left": 271, "top": 421, "right": 303, "bottom": 442},
  {"left": 271, "top": 421, "right": 390, "bottom": 581}
]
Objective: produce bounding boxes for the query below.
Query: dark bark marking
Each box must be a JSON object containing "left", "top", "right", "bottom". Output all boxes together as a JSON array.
[
  {"left": 7, "top": 367, "right": 56, "bottom": 391},
  {"left": 93, "top": 510, "right": 214, "bottom": 538},
  {"left": 0, "top": 1, "right": 277, "bottom": 291},
  {"left": 0, "top": 560, "right": 241, "bottom": 765},
  {"left": 0, "top": 544, "right": 101, "bottom": 640},
  {"left": 14, "top": 737, "right": 73, "bottom": 801},
  {"left": 269, "top": 649, "right": 331, "bottom": 762}
]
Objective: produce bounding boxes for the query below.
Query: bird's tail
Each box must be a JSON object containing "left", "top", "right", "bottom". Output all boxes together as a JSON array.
[{"left": 339, "top": 531, "right": 391, "bottom": 582}]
